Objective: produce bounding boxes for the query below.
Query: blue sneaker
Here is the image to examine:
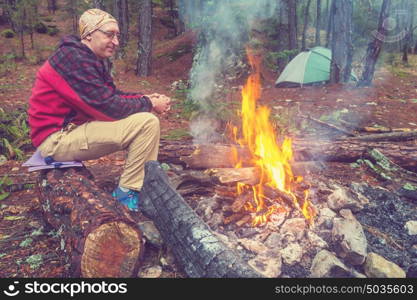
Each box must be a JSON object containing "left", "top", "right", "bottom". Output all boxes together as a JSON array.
[{"left": 112, "top": 187, "right": 139, "bottom": 212}]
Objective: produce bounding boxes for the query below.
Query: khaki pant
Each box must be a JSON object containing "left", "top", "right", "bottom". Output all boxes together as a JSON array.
[{"left": 38, "top": 112, "right": 160, "bottom": 191}]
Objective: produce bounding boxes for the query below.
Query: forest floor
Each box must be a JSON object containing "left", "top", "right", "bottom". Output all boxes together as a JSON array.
[{"left": 0, "top": 4, "right": 417, "bottom": 278}]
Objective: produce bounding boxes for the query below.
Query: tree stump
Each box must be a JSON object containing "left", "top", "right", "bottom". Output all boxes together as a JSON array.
[{"left": 36, "top": 167, "right": 144, "bottom": 277}]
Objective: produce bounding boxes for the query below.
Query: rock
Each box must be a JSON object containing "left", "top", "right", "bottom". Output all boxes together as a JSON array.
[
  {"left": 364, "top": 253, "right": 406, "bottom": 278},
  {"left": 280, "top": 243, "right": 303, "bottom": 265},
  {"left": 327, "top": 187, "right": 368, "bottom": 212},
  {"left": 332, "top": 215, "right": 367, "bottom": 265},
  {"left": 410, "top": 245, "right": 417, "bottom": 257},
  {"left": 280, "top": 218, "right": 306, "bottom": 240},
  {"left": 248, "top": 250, "right": 282, "bottom": 278},
  {"left": 138, "top": 221, "right": 163, "bottom": 248},
  {"left": 265, "top": 232, "right": 282, "bottom": 249},
  {"left": 138, "top": 265, "right": 163, "bottom": 278},
  {"left": 317, "top": 208, "right": 336, "bottom": 228},
  {"left": 238, "top": 238, "right": 269, "bottom": 254},
  {"left": 407, "top": 263, "right": 417, "bottom": 278},
  {"left": 339, "top": 209, "right": 356, "bottom": 220},
  {"left": 307, "top": 231, "right": 328, "bottom": 249},
  {"left": 405, "top": 221, "right": 417, "bottom": 235},
  {"left": 310, "top": 250, "right": 353, "bottom": 278},
  {"left": 206, "top": 212, "right": 223, "bottom": 230},
  {"left": 266, "top": 212, "right": 288, "bottom": 231}
]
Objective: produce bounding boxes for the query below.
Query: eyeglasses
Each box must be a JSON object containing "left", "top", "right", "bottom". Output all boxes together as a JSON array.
[{"left": 97, "top": 29, "right": 121, "bottom": 40}]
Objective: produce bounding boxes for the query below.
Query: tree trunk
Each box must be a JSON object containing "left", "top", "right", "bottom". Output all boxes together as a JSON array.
[
  {"left": 302, "top": 0, "right": 312, "bottom": 50},
  {"left": 47, "top": 0, "right": 58, "bottom": 14},
  {"left": 330, "top": 0, "right": 353, "bottom": 83},
  {"left": 136, "top": 0, "right": 152, "bottom": 76},
  {"left": 357, "top": 0, "right": 391, "bottom": 87},
  {"left": 36, "top": 167, "right": 144, "bottom": 277},
  {"left": 287, "top": 0, "right": 298, "bottom": 50},
  {"left": 325, "top": 0, "right": 333, "bottom": 48},
  {"left": 114, "top": 0, "right": 129, "bottom": 57},
  {"left": 93, "top": 0, "right": 105, "bottom": 10},
  {"left": 139, "top": 161, "right": 262, "bottom": 278},
  {"left": 157, "top": 138, "right": 417, "bottom": 172},
  {"left": 315, "top": 0, "right": 321, "bottom": 46}
]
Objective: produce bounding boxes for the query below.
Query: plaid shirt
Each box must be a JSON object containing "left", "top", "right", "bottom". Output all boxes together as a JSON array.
[
  {"left": 29, "top": 35, "right": 152, "bottom": 147},
  {"left": 49, "top": 35, "right": 152, "bottom": 119}
]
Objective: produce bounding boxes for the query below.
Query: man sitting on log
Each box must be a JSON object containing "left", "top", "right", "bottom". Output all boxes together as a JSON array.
[{"left": 28, "top": 8, "right": 171, "bottom": 211}]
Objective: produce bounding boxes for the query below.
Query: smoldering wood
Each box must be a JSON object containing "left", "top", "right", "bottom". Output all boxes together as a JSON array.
[
  {"left": 139, "top": 161, "right": 262, "bottom": 277},
  {"left": 36, "top": 167, "right": 144, "bottom": 278},
  {"left": 231, "top": 192, "right": 253, "bottom": 213}
]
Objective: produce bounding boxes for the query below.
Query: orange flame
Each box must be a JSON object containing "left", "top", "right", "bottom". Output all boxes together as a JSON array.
[{"left": 231, "top": 50, "right": 315, "bottom": 226}]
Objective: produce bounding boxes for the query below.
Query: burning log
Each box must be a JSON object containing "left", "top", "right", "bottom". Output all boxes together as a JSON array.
[
  {"left": 236, "top": 215, "right": 252, "bottom": 227},
  {"left": 232, "top": 192, "right": 254, "bottom": 213},
  {"left": 36, "top": 167, "right": 144, "bottom": 277},
  {"left": 206, "top": 167, "right": 260, "bottom": 186},
  {"left": 139, "top": 161, "right": 262, "bottom": 277},
  {"left": 223, "top": 213, "right": 245, "bottom": 225},
  {"left": 262, "top": 185, "right": 298, "bottom": 210},
  {"left": 207, "top": 162, "right": 323, "bottom": 186},
  {"left": 159, "top": 139, "right": 417, "bottom": 171}
]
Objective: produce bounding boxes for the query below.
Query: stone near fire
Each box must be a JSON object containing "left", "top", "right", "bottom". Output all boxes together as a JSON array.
[
  {"left": 404, "top": 221, "right": 417, "bottom": 235},
  {"left": 332, "top": 216, "right": 367, "bottom": 265},
  {"left": 327, "top": 187, "right": 368, "bottom": 213},
  {"left": 317, "top": 208, "right": 337, "bottom": 229},
  {"left": 267, "top": 212, "right": 288, "bottom": 231},
  {"left": 280, "top": 218, "right": 306, "bottom": 240},
  {"left": 310, "top": 250, "right": 352, "bottom": 278},
  {"left": 248, "top": 250, "right": 282, "bottom": 278},
  {"left": 138, "top": 221, "right": 163, "bottom": 248},
  {"left": 280, "top": 243, "right": 303, "bottom": 265},
  {"left": 138, "top": 265, "right": 163, "bottom": 278},
  {"left": 364, "top": 252, "right": 406, "bottom": 278},
  {"left": 307, "top": 231, "right": 328, "bottom": 249},
  {"left": 265, "top": 232, "right": 282, "bottom": 249},
  {"left": 238, "top": 238, "right": 269, "bottom": 254}
]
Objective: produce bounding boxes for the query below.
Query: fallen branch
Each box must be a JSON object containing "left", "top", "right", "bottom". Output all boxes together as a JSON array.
[{"left": 300, "top": 114, "right": 356, "bottom": 137}]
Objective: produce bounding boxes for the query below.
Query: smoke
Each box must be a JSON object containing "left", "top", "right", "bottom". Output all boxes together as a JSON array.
[{"left": 180, "top": 0, "right": 277, "bottom": 144}]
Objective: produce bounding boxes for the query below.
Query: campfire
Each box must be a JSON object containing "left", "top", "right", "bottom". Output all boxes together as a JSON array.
[{"left": 228, "top": 50, "right": 316, "bottom": 227}]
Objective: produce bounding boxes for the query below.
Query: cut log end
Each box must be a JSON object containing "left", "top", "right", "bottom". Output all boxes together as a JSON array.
[{"left": 81, "top": 221, "right": 143, "bottom": 278}]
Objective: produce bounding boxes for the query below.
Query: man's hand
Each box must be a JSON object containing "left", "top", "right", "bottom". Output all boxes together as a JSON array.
[{"left": 147, "top": 93, "right": 171, "bottom": 114}]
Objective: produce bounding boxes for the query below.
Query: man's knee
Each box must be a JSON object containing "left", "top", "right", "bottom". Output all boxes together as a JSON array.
[{"left": 130, "top": 112, "right": 160, "bottom": 132}]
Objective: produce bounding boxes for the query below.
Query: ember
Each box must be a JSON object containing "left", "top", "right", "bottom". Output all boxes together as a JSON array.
[{"left": 229, "top": 50, "right": 316, "bottom": 226}]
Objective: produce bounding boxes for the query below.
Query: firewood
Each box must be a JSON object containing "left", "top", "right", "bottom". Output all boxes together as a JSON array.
[
  {"left": 345, "top": 130, "right": 417, "bottom": 142},
  {"left": 139, "top": 161, "right": 262, "bottom": 277},
  {"left": 232, "top": 192, "right": 253, "bottom": 213},
  {"left": 36, "top": 167, "right": 143, "bottom": 277},
  {"left": 223, "top": 213, "right": 245, "bottom": 225},
  {"left": 159, "top": 139, "right": 417, "bottom": 171},
  {"left": 180, "top": 144, "right": 252, "bottom": 169},
  {"left": 263, "top": 185, "right": 298, "bottom": 210},
  {"left": 207, "top": 162, "right": 323, "bottom": 186},
  {"left": 236, "top": 215, "right": 252, "bottom": 227},
  {"left": 214, "top": 185, "right": 237, "bottom": 198},
  {"left": 206, "top": 167, "right": 260, "bottom": 185}
]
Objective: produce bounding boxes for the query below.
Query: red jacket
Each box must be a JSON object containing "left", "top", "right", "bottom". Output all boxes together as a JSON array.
[{"left": 28, "top": 35, "right": 152, "bottom": 147}]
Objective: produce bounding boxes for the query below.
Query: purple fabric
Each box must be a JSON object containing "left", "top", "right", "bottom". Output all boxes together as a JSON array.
[{"left": 23, "top": 150, "right": 83, "bottom": 172}]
